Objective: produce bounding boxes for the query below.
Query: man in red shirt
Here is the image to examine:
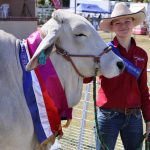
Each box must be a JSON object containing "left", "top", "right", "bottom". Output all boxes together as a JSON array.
[{"left": 95, "top": 2, "right": 150, "bottom": 150}]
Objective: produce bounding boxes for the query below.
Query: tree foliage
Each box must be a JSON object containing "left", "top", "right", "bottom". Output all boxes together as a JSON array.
[
  {"left": 37, "top": 0, "right": 45, "bottom": 5},
  {"left": 62, "top": 0, "right": 70, "bottom": 7}
]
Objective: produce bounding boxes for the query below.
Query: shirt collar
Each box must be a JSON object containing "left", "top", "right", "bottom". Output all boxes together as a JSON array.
[{"left": 113, "top": 36, "right": 136, "bottom": 49}]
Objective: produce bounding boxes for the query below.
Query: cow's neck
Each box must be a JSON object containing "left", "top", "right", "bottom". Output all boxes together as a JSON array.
[
  {"left": 38, "top": 30, "right": 83, "bottom": 107},
  {"left": 50, "top": 52, "right": 83, "bottom": 107}
]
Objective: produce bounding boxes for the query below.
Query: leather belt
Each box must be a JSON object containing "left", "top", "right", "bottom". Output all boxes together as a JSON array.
[{"left": 100, "top": 108, "right": 140, "bottom": 115}]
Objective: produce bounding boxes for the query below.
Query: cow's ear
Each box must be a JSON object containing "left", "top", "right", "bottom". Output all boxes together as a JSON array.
[
  {"left": 26, "top": 9, "right": 67, "bottom": 71},
  {"left": 26, "top": 34, "right": 55, "bottom": 71},
  {"left": 26, "top": 22, "right": 61, "bottom": 71}
]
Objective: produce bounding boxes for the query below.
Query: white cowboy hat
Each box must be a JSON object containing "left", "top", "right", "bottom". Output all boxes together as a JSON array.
[{"left": 100, "top": 2, "right": 146, "bottom": 32}]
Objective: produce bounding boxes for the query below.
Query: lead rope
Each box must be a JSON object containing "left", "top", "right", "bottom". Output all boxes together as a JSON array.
[
  {"left": 93, "top": 69, "right": 109, "bottom": 150},
  {"left": 93, "top": 75, "right": 146, "bottom": 150}
]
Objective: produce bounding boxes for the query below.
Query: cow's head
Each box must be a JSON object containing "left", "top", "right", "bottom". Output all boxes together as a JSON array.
[
  {"left": 26, "top": 10, "right": 124, "bottom": 107},
  {"left": 26, "top": 9, "right": 124, "bottom": 78}
]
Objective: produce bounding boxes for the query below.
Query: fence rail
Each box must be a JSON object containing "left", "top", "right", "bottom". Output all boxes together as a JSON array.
[{"left": 51, "top": 70, "right": 150, "bottom": 150}]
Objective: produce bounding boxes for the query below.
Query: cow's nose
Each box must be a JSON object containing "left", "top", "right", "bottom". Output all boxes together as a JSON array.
[{"left": 117, "top": 61, "right": 125, "bottom": 71}]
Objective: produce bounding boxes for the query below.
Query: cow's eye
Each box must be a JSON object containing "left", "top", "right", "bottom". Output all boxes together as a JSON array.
[{"left": 75, "top": 33, "right": 86, "bottom": 37}]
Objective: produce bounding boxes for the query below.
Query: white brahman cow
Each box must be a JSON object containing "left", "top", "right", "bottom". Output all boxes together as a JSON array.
[{"left": 0, "top": 10, "right": 124, "bottom": 150}]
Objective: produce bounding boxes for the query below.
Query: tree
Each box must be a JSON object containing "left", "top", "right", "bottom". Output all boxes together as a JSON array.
[
  {"left": 62, "top": 0, "right": 70, "bottom": 7},
  {"left": 37, "top": 0, "right": 45, "bottom": 5}
]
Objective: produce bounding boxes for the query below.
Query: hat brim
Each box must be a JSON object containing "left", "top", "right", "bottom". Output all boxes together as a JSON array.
[{"left": 100, "top": 11, "right": 146, "bottom": 32}]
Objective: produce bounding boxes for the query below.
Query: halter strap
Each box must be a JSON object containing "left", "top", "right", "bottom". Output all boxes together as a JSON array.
[{"left": 55, "top": 45, "right": 112, "bottom": 78}]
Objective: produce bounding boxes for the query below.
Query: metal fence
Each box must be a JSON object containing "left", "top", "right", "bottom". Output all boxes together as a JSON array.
[
  {"left": 59, "top": 83, "right": 96, "bottom": 150},
  {"left": 50, "top": 71, "right": 150, "bottom": 150},
  {"left": 58, "top": 83, "right": 124, "bottom": 150}
]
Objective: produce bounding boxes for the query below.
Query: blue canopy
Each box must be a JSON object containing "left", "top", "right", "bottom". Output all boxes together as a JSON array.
[{"left": 76, "top": 3, "right": 110, "bottom": 14}]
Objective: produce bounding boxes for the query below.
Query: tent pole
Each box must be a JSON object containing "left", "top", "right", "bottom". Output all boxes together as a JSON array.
[{"left": 75, "top": 0, "right": 76, "bottom": 14}]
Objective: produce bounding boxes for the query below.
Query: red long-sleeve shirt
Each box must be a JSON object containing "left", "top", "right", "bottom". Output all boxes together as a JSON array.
[{"left": 96, "top": 37, "right": 150, "bottom": 122}]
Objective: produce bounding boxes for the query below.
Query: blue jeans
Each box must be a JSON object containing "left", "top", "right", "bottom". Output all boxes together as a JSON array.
[{"left": 95, "top": 108, "right": 143, "bottom": 150}]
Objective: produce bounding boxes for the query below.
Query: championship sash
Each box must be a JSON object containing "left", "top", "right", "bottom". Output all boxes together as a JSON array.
[
  {"left": 26, "top": 31, "right": 72, "bottom": 120},
  {"left": 108, "top": 42, "right": 142, "bottom": 79},
  {"left": 19, "top": 31, "right": 72, "bottom": 144}
]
